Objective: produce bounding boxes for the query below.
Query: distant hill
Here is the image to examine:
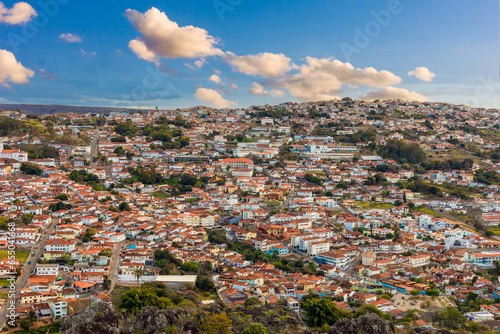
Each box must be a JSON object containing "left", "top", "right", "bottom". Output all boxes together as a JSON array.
[{"left": 0, "top": 104, "right": 142, "bottom": 115}]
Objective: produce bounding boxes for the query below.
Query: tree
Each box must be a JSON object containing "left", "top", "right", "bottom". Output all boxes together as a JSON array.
[
  {"left": 20, "top": 162, "right": 42, "bottom": 176},
  {"left": 426, "top": 288, "right": 439, "bottom": 297},
  {"left": 435, "top": 307, "right": 466, "bottom": 330},
  {"left": 134, "top": 268, "right": 144, "bottom": 286},
  {"left": 301, "top": 298, "right": 350, "bottom": 327},
  {"left": 20, "top": 318, "right": 31, "bottom": 331},
  {"left": 55, "top": 193, "right": 68, "bottom": 201},
  {"left": 410, "top": 289, "right": 420, "bottom": 296},
  {"left": 120, "top": 286, "right": 172, "bottom": 313},
  {"left": 198, "top": 312, "right": 234, "bottom": 334},
  {"left": 244, "top": 297, "right": 262, "bottom": 308},
  {"left": 242, "top": 323, "right": 267, "bottom": 334},
  {"left": 119, "top": 202, "right": 131, "bottom": 211},
  {"left": 180, "top": 261, "right": 198, "bottom": 273},
  {"left": 82, "top": 228, "right": 96, "bottom": 242}
]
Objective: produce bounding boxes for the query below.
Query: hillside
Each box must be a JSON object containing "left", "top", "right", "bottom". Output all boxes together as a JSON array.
[{"left": 0, "top": 104, "right": 141, "bottom": 115}]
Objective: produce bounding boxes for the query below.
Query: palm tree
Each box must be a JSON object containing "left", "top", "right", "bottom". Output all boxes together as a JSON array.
[{"left": 134, "top": 268, "right": 144, "bottom": 286}]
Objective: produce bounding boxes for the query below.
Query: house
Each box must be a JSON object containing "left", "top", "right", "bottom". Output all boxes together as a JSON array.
[
  {"left": 36, "top": 264, "right": 59, "bottom": 276},
  {"left": 48, "top": 298, "right": 68, "bottom": 319}
]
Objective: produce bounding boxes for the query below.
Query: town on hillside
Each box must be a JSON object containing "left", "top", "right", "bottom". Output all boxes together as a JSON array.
[{"left": 2, "top": 99, "right": 500, "bottom": 332}]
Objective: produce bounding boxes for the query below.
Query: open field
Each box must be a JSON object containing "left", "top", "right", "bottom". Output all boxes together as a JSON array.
[
  {"left": 151, "top": 191, "right": 168, "bottom": 198},
  {"left": 356, "top": 201, "right": 393, "bottom": 209},
  {"left": 0, "top": 250, "right": 30, "bottom": 263}
]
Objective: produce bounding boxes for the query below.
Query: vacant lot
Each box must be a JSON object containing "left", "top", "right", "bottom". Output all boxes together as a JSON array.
[{"left": 0, "top": 250, "right": 30, "bottom": 263}]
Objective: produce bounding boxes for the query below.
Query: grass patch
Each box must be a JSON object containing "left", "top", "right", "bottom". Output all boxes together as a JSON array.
[
  {"left": 0, "top": 290, "right": 8, "bottom": 301},
  {"left": 0, "top": 250, "right": 30, "bottom": 263},
  {"left": 356, "top": 201, "right": 393, "bottom": 209},
  {"left": 15, "top": 321, "right": 62, "bottom": 333},
  {"left": 488, "top": 227, "right": 500, "bottom": 235},
  {"left": 0, "top": 278, "right": 13, "bottom": 287},
  {"left": 151, "top": 191, "right": 167, "bottom": 199},
  {"left": 414, "top": 206, "right": 446, "bottom": 218}
]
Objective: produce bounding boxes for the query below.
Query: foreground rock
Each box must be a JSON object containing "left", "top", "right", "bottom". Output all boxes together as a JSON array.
[
  {"left": 61, "top": 301, "right": 311, "bottom": 334},
  {"left": 328, "top": 313, "right": 395, "bottom": 334}
]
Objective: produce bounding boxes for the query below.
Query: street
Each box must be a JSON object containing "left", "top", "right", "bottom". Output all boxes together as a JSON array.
[
  {"left": 0, "top": 218, "right": 57, "bottom": 327},
  {"left": 107, "top": 240, "right": 125, "bottom": 294}
]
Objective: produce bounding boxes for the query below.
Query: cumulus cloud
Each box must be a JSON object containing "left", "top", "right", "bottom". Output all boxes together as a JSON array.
[
  {"left": 249, "top": 82, "right": 284, "bottom": 97},
  {"left": 209, "top": 74, "right": 222, "bottom": 84},
  {"left": 129, "top": 39, "right": 159, "bottom": 63},
  {"left": 0, "top": 49, "right": 34, "bottom": 86},
  {"left": 125, "top": 7, "right": 223, "bottom": 62},
  {"left": 272, "top": 57, "right": 402, "bottom": 101},
  {"left": 0, "top": 1, "right": 36, "bottom": 25},
  {"left": 59, "top": 33, "right": 82, "bottom": 43},
  {"left": 225, "top": 52, "right": 293, "bottom": 78},
  {"left": 230, "top": 83, "right": 238, "bottom": 90},
  {"left": 408, "top": 67, "right": 435, "bottom": 82},
  {"left": 358, "top": 86, "right": 428, "bottom": 102},
  {"left": 194, "top": 88, "right": 236, "bottom": 108}
]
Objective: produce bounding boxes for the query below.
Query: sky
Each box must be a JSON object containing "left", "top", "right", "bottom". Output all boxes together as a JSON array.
[{"left": 0, "top": 0, "right": 498, "bottom": 109}]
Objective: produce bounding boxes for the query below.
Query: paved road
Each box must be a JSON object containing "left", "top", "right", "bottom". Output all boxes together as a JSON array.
[
  {"left": 107, "top": 240, "right": 125, "bottom": 295},
  {"left": 0, "top": 218, "right": 57, "bottom": 327}
]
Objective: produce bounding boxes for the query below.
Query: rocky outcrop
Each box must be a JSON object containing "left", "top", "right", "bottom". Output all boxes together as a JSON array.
[
  {"left": 61, "top": 301, "right": 310, "bottom": 334},
  {"left": 327, "top": 313, "right": 395, "bottom": 334},
  {"left": 60, "top": 302, "right": 123, "bottom": 334},
  {"left": 407, "top": 329, "right": 452, "bottom": 334}
]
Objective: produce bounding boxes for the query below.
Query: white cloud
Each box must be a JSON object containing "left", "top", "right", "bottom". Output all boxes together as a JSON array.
[
  {"left": 225, "top": 52, "right": 293, "bottom": 78},
  {"left": 194, "top": 59, "right": 206, "bottom": 68},
  {"left": 209, "top": 74, "right": 222, "bottom": 84},
  {"left": 80, "top": 49, "right": 96, "bottom": 57},
  {"left": 194, "top": 88, "right": 236, "bottom": 108},
  {"left": 358, "top": 86, "right": 428, "bottom": 102},
  {"left": 0, "top": 1, "right": 36, "bottom": 25},
  {"left": 125, "top": 7, "right": 223, "bottom": 62},
  {"left": 59, "top": 33, "right": 82, "bottom": 43},
  {"left": 249, "top": 82, "right": 284, "bottom": 97},
  {"left": 0, "top": 49, "right": 34, "bottom": 86},
  {"left": 129, "top": 39, "right": 159, "bottom": 63},
  {"left": 408, "top": 67, "right": 435, "bottom": 82},
  {"left": 273, "top": 57, "right": 402, "bottom": 101},
  {"left": 230, "top": 83, "right": 238, "bottom": 90}
]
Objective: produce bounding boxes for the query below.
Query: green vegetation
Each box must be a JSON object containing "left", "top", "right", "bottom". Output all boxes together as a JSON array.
[
  {"left": 69, "top": 170, "right": 104, "bottom": 191},
  {"left": 114, "top": 120, "right": 138, "bottom": 137},
  {"left": 378, "top": 139, "right": 426, "bottom": 164},
  {"left": 20, "top": 162, "right": 42, "bottom": 176},
  {"left": 152, "top": 191, "right": 167, "bottom": 198},
  {"left": 304, "top": 173, "right": 323, "bottom": 186},
  {"left": 0, "top": 250, "right": 29, "bottom": 263},
  {"left": 356, "top": 202, "right": 393, "bottom": 209}
]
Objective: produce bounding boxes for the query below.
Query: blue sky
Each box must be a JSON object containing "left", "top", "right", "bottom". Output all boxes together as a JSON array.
[{"left": 0, "top": 0, "right": 498, "bottom": 109}]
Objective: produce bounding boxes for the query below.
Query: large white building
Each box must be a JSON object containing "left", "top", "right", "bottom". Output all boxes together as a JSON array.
[{"left": 0, "top": 143, "right": 28, "bottom": 162}]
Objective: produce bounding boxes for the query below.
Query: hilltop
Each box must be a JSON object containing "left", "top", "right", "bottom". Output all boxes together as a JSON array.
[{"left": 0, "top": 104, "right": 141, "bottom": 115}]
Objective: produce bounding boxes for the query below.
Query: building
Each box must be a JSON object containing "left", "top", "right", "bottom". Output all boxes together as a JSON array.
[{"left": 36, "top": 264, "right": 59, "bottom": 276}]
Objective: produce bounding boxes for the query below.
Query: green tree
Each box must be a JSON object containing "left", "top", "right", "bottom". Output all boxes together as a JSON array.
[
  {"left": 120, "top": 286, "right": 172, "bottom": 313},
  {"left": 410, "top": 289, "right": 420, "bottom": 296},
  {"left": 244, "top": 297, "right": 262, "bottom": 308},
  {"left": 119, "top": 202, "right": 131, "bottom": 211},
  {"left": 55, "top": 193, "right": 68, "bottom": 201},
  {"left": 301, "top": 298, "right": 350, "bottom": 327},
  {"left": 20, "top": 162, "right": 42, "bottom": 176},
  {"left": 435, "top": 307, "right": 467, "bottom": 330},
  {"left": 242, "top": 323, "right": 268, "bottom": 334},
  {"left": 199, "top": 312, "right": 234, "bottom": 334},
  {"left": 134, "top": 268, "right": 144, "bottom": 286},
  {"left": 426, "top": 288, "right": 439, "bottom": 297}
]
